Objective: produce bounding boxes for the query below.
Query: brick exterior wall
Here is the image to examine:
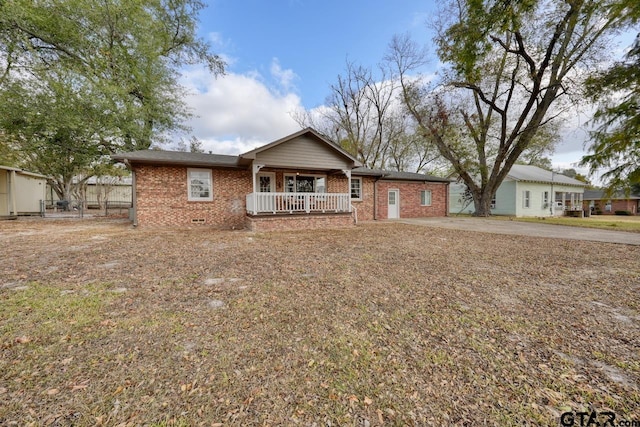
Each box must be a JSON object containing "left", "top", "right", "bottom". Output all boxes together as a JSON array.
[
  {"left": 586, "top": 199, "right": 640, "bottom": 215},
  {"left": 134, "top": 165, "right": 251, "bottom": 228},
  {"left": 351, "top": 176, "right": 376, "bottom": 221},
  {"left": 132, "top": 165, "right": 449, "bottom": 228},
  {"left": 375, "top": 180, "right": 449, "bottom": 219},
  {"left": 246, "top": 213, "right": 354, "bottom": 232}
]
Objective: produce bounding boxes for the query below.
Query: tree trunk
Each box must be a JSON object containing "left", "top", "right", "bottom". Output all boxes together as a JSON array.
[{"left": 473, "top": 191, "right": 493, "bottom": 217}]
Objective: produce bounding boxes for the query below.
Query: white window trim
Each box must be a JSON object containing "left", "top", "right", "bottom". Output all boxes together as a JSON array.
[
  {"left": 351, "top": 177, "right": 363, "bottom": 201},
  {"left": 542, "top": 191, "right": 549, "bottom": 208},
  {"left": 523, "top": 190, "right": 530, "bottom": 208},
  {"left": 187, "top": 168, "right": 213, "bottom": 202},
  {"left": 284, "top": 173, "right": 327, "bottom": 193},
  {"left": 257, "top": 172, "right": 276, "bottom": 192},
  {"left": 420, "top": 189, "right": 432, "bottom": 206}
]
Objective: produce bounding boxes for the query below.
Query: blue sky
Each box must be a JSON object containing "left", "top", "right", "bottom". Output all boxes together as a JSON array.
[
  {"left": 199, "top": 0, "right": 437, "bottom": 108},
  {"left": 177, "top": 0, "right": 633, "bottom": 179}
]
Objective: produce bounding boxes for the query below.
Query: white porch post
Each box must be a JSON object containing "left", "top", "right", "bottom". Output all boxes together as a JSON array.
[
  {"left": 251, "top": 163, "right": 264, "bottom": 215},
  {"left": 342, "top": 169, "right": 352, "bottom": 213}
]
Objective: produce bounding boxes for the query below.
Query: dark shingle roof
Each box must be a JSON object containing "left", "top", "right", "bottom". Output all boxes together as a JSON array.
[
  {"left": 112, "top": 150, "right": 244, "bottom": 169},
  {"left": 352, "top": 167, "right": 450, "bottom": 183},
  {"left": 584, "top": 189, "right": 640, "bottom": 200}
]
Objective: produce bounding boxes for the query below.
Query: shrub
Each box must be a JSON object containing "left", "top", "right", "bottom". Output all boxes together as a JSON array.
[{"left": 614, "top": 210, "right": 632, "bottom": 216}]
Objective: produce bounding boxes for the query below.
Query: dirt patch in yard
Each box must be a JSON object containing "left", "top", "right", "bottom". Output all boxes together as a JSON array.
[{"left": 1, "top": 218, "right": 639, "bottom": 426}]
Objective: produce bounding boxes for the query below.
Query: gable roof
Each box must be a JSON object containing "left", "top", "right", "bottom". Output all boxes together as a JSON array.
[
  {"left": 240, "top": 127, "right": 361, "bottom": 167},
  {"left": 352, "top": 167, "right": 450, "bottom": 183},
  {"left": 112, "top": 128, "right": 362, "bottom": 170},
  {"left": 111, "top": 128, "right": 446, "bottom": 184},
  {"left": 507, "top": 165, "right": 588, "bottom": 186},
  {"left": 111, "top": 150, "right": 244, "bottom": 169},
  {"left": 0, "top": 165, "right": 49, "bottom": 179}
]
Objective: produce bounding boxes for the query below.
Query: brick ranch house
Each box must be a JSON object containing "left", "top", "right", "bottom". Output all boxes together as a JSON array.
[
  {"left": 583, "top": 189, "right": 640, "bottom": 215},
  {"left": 112, "top": 128, "right": 450, "bottom": 231}
]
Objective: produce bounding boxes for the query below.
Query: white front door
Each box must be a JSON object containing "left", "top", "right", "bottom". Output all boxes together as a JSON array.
[
  {"left": 388, "top": 189, "right": 399, "bottom": 219},
  {"left": 257, "top": 172, "right": 275, "bottom": 212},
  {"left": 257, "top": 173, "right": 275, "bottom": 193}
]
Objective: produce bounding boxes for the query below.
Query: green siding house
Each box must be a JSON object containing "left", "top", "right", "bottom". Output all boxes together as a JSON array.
[{"left": 449, "top": 165, "right": 588, "bottom": 217}]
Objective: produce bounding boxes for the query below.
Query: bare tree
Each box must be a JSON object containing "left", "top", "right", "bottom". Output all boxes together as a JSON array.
[
  {"left": 295, "top": 59, "right": 443, "bottom": 173},
  {"left": 391, "top": 1, "right": 628, "bottom": 216}
]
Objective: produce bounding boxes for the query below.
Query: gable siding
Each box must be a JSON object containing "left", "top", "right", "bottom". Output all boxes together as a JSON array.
[{"left": 254, "top": 136, "right": 351, "bottom": 170}]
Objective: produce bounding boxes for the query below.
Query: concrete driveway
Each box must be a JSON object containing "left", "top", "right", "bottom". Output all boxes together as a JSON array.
[{"left": 397, "top": 217, "right": 640, "bottom": 246}]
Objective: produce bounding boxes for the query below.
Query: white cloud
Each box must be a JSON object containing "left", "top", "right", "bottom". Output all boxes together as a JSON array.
[
  {"left": 177, "top": 65, "right": 303, "bottom": 155},
  {"left": 270, "top": 58, "right": 298, "bottom": 93}
]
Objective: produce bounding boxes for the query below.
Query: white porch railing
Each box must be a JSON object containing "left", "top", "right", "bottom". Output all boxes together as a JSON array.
[{"left": 246, "top": 192, "right": 351, "bottom": 214}]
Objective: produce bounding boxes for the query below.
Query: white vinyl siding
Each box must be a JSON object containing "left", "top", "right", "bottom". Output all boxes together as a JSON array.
[
  {"left": 254, "top": 136, "right": 352, "bottom": 170},
  {"left": 188, "top": 168, "right": 213, "bottom": 201}
]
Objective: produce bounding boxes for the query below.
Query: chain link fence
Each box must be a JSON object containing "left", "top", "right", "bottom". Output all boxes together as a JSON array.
[{"left": 42, "top": 199, "right": 131, "bottom": 218}]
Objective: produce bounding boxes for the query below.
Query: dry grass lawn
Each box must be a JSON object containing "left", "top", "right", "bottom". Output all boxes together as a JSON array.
[
  {"left": 1, "top": 218, "right": 639, "bottom": 426},
  {"left": 504, "top": 215, "right": 640, "bottom": 233}
]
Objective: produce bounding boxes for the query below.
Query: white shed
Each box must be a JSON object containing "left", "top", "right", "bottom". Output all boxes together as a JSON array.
[{"left": 0, "top": 166, "right": 48, "bottom": 216}]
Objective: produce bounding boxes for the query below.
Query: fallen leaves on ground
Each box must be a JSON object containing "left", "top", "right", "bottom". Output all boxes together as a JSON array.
[{"left": 0, "top": 218, "right": 638, "bottom": 425}]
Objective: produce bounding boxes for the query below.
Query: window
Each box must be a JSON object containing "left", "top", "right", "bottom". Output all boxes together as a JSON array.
[
  {"left": 420, "top": 190, "right": 432, "bottom": 206},
  {"left": 351, "top": 177, "right": 362, "bottom": 200},
  {"left": 258, "top": 174, "right": 274, "bottom": 192},
  {"left": 523, "top": 190, "right": 530, "bottom": 208},
  {"left": 188, "top": 168, "right": 212, "bottom": 201},
  {"left": 542, "top": 191, "right": 549, "bottom": 208},
  {"left": 284, "top": 174, "right": 326, "bottom": 193}
]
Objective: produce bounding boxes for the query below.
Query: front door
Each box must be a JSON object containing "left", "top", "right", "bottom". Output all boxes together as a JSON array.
[
  {"left": 388, "top": 189, "right": 399, "bottom": 219},
  {"left": 257, "top": 173, "right": 275, "bottom": 212},
  {"left": 258, "top": 173, "right": 275, "bottom": 193}
]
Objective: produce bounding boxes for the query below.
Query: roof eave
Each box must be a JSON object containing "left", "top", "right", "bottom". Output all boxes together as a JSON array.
[{"left": 111, "top": 156, "right": 245, "bottom": 170}]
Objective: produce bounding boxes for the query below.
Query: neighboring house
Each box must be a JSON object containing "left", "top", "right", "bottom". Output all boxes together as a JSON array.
[
  {"left": 583, "top": 190, "right": 640, "bottom": 215},
  {"left": 449, "top": 165, "right": 588, "bottom": 217},
  {"left": 0, "top": 165, "right": 47, "bottom": 217},
  {"left": 112, "top": 128, "right": 450, "bottom": 230}
]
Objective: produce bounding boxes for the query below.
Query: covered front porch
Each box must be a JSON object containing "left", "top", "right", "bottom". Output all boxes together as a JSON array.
[
  {"left": 244, "top": 167, "right": 356, "bottom": 231},
  {"left": 239, "top": 127, "right": 362, "bottom": 229},
  {"left": 244, "top": 161, "right": 356, "bottom": 216},
  {"left": 554, "top": 191, "right": 584, "bottom": 216},
  {"left": 246, "top": 191, "right": 350, "bottom": 215}
]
